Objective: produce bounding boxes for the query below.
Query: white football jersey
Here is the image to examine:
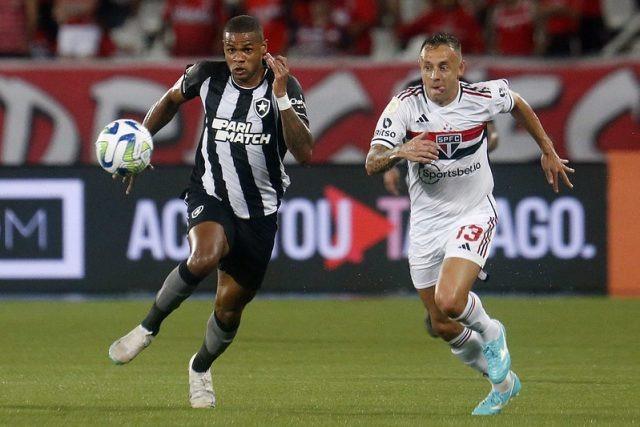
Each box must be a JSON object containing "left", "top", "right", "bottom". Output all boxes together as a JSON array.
[{"left": 371, "top": 79, "right": 514, "bottom": 235}]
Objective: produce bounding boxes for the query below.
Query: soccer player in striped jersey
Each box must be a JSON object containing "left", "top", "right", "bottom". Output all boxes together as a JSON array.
[
  {"left": 365, "top": 33, "right": 574, "bottom": 415},
  {"left": 108, "top": 15, "right": 313, "bottom": 408}
]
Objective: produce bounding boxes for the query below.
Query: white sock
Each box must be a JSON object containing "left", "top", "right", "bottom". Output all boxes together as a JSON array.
[
  {"left": 449, "top": 328, "right": 514, "bottom": 392},
  {"left": 449, "top": 327, "right": 488, "bottom": 375},
  {"left": 454, "top": 292, "right": 500, "bottom": 342}
]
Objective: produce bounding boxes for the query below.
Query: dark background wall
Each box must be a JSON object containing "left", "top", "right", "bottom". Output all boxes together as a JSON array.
[{"left": 0, "top": 164, "right": 606, "bottom": 295}]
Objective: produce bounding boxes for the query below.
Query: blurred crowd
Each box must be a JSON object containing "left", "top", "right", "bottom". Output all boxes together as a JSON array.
[{"left": 1, "top": 0, "right": 639, "bottom": 59}]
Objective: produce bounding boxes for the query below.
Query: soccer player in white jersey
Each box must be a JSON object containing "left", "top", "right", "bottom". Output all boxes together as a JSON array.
[{"left": 365, "top": 33, "right": 574, "bottom": 416}]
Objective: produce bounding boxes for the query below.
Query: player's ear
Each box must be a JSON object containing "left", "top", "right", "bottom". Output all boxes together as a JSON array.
[
  {"left": 458, "top": 59, "right": 466, "bottom": 78},
  {"left": 261, "top": 40, "right": 267, "bottom": 56}
]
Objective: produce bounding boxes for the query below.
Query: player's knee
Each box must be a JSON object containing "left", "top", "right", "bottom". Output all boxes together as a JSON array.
[
  {"left": 213, "top": 306, "right": 242, "bottom": 330},
  {"left": 434, "top": 291, "right": 465, "bottom": 319},
  {"left": 187, "top": 250, "right": 222, "bottom": 277}
]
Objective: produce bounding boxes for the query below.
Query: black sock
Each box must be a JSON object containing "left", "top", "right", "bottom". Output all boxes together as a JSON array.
[
  {"left": 191, "top": 343, "right": 216, "bottom": 373},
  {"left": 141, "top": 262, "right": 204, "bottom": 335},
  {"left": 190, "top": 312, "right": 238, "bottom": 373},
  {"left": 141, "top": 303, "right": 170, "bottom": 335}
]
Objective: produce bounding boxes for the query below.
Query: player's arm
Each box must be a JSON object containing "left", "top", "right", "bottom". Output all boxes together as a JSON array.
[
  {"left": 509, "top": 91, "right": 574, "bottom": 193},
  {"left": 143, "top": 79, "right": 188, "bottom": 136},
  {"left": 119, "top": 75, "right": 191, "bottom": 195},
  {"left": 365, "top": 132, "right": 438, "bottom": 175},
  {"left": 486, "top": 121, "right": 499, "bottom": 152},
  {"left": 265, "top": 53, "right": 314, "bottom": 164}
]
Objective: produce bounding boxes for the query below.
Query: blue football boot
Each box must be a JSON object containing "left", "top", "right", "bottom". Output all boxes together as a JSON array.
[
  {"left": 482, "top": 320, "right": 511, "bottom": 383},
  {"left": 472, "top": 372, "right": 521, "bottom": 416}
]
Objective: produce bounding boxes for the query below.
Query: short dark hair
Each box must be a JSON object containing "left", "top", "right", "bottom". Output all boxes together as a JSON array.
[
  {"left": 224, "top": 15, "right": 263, "bottom": 37},
  {"left": 420, "top": 33, "right": 462, "bottom": 55}
]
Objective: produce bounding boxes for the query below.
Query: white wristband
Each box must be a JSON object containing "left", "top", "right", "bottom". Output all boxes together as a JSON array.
[{"left": 276, "top": 94, "right": 292, "bottom": 111}]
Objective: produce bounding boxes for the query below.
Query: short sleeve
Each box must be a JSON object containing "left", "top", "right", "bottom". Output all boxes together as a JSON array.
[
  {"left": 487, "top": 79, "right": 515, "bottom": 115},
  {"left": 181, "top": 62, "right": 213, "bottom": 100},
  {"left": 370, "top": 97, "right": 409, "bottom": 149},
  {"left": 286, "top": 76, "right": 309, "bottom": 126}
]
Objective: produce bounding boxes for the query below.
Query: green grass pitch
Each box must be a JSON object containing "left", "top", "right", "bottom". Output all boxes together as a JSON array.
[{"left": 0, "top": 296, "right": 638, "bottom": 425}]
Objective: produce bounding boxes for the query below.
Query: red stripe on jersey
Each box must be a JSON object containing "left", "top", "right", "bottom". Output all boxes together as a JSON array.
[
  {"left": 461, "top": 82, "right": 490, "bottom": 93},
  {"left": 478, "top": 217, "right": 496, "bottom": 257},
  {"left": 462, "top": 89, "right": 492, "bottom": 99},
  {"left": 407, "top": 123, "right": 486, "bottom": 142},
  {"left": 399, "top": 87, "right": 421, "bottom": 100}
]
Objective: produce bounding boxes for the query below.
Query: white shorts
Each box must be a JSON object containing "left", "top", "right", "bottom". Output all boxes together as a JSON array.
[{"left": 409, "top": 196, "right": 498, "bottom": 290}]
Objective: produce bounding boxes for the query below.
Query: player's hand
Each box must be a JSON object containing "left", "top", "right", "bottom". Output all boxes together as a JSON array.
[
  {"left": 396, "top": 132, "right": 439, "bottom": 164},
  {"left": 540, "top": 152, "right": 574, "bottom": 193},
  {"left": 383, "top": 167, "right": 402, "bottom": 196},
  {"left": 264, "top": 53, "right": 289, "bottom": 97},
  {"left": 112, "top": 164, "right": 154, "bottom": 195}
]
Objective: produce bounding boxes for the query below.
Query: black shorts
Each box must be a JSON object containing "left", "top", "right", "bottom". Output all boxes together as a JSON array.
[{"left": 184, "top": 189, "right": 277, "bottom": 290}]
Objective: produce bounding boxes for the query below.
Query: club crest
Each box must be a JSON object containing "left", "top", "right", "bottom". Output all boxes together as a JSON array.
[
  {"left": 436, "top": 133, "right": 462, "bottom": 158},
  {"left": 253, "top": 98, "right": 271, "bottom": 118}
]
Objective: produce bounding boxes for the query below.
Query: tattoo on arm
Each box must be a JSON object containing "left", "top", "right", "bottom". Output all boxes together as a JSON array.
[
  {"left": 365, "top": 144, "right": 401, "bottom": 175},
  {"left": 280, "top": 108, "right": 314, "bottom": 163}
]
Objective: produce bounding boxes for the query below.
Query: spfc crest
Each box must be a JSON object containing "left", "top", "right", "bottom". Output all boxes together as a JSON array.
[
  {"left": 253, "top": 97, "right": 271, "bottom": 118},
  {"left": 436, "top": 133, "right": 462, "bottom": 158}
]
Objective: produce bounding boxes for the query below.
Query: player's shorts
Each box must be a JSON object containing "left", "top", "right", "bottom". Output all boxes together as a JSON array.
[
  {"left": 184, "top": 189, "right": 277, "bottom": 290},
  {"left": 409, "top": 195, "right": 498, "bottom": 290}
]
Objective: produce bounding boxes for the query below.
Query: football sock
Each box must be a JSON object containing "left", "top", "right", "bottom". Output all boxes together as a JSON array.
[
  {"left": 449, "top": 328, "right": 514, "bottom": 392},
  {"left": 191, "top": 311, "right": 237, "bottom": 373},
  {"left": 141, "top": 262, "right": 204, "bottom": 335},
  {"left": 449, "top": 327, "right": 488, "bottom": 375},
  {"left": 453, "top": 291, "right": 500, "bottom": 342}
]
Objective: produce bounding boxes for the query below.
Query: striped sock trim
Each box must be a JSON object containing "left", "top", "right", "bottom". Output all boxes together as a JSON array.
[
  {"left": 456, "top": 293, "right": 477, "bottom": 323},
  {"left": 449, "top": 328, "right": 472, "bottom": 348}
]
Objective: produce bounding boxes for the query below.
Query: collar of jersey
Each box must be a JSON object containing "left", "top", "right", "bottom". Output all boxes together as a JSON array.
[
  {"left": 424, "top": 83, "right": 462, "bottom": 111},
  {"left": 230, "top": 66, "right": 270, "bottom": 92}
]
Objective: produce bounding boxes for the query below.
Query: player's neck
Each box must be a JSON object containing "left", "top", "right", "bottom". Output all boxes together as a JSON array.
[
  {"left": 429, "top": 83, "right": 460, "bottom": 108},
  {"left": 232, "top": 67, "right": 268, "bottom": 89}
]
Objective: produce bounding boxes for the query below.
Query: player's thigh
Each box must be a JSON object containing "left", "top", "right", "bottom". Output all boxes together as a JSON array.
[
  {"left": 218, "top": 213, "right": 277, "bottom": 290},
  {"left": 436, "top": 257, "right": 481, "bottom": 303},
  {"left": 436, "top": 208, "right": 498, "bottom": 306},
  {"left": 443, "top": 214, "right": 497, "bottom": 274},
  {"left": 408, "top": 228, "right": 449, "bottom": 290},
  {"left": 187, "top": 221, "right": 229, "bottom": 260},
  {"left": 185, "top": 189, "right": 235, "bottom": 262}
]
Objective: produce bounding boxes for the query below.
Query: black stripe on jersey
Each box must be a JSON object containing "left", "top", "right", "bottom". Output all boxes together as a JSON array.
[
  {"left": 189, "top": 124, "right": 207, "bottom": 189},
  {"left": 371, "top": 137, "right": 396, "bottom": 149},
  {"left": 461, "top": 81, "right": 491, "bottom": 93},
  {"left": 262, "top": 80, "right": 285, "bottom": 205},
  {"left": 204, "top": 76, "right": 231, "bottom": 203},
  {"left": 230, "top": 90, "right": 265, "bottom": 217},
  {"left": 399, "top": 86, "right": 421, "bottom": 100}
]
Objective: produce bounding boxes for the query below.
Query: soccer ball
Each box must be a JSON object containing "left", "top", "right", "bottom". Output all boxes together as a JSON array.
[{"left": 95, "top": 119, "right": 153, "bottom": 176}]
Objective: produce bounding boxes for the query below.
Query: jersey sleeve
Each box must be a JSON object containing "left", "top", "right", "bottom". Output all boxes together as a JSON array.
[
  {"left": 180, "top": 61, "right": 213, "bottom": 100},
  {"left": 486, "top": 79, "right": 515, "bottom": 115},
  {"left": 286, "top": 76, "right": 309, "bottom": 126},
  {"left": 370, "top": 97, "right": 409, "bottom": 149}
]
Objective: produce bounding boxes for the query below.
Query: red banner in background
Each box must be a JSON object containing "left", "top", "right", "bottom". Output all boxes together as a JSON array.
[{"left": 0, "top": 59, "right": 638, "bottom": 165}]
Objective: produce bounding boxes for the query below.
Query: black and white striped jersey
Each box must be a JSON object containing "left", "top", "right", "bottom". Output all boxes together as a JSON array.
[{"left": 181, "top": 61, "right": 309, "bottom": 219}]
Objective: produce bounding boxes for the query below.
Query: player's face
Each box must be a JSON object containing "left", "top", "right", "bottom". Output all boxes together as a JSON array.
[
  {"left": 223, "top": 32, "right": 267, "bottom": 86},
  {"left": 419, "top": 44, "right": 465, "bottom": 106}
]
